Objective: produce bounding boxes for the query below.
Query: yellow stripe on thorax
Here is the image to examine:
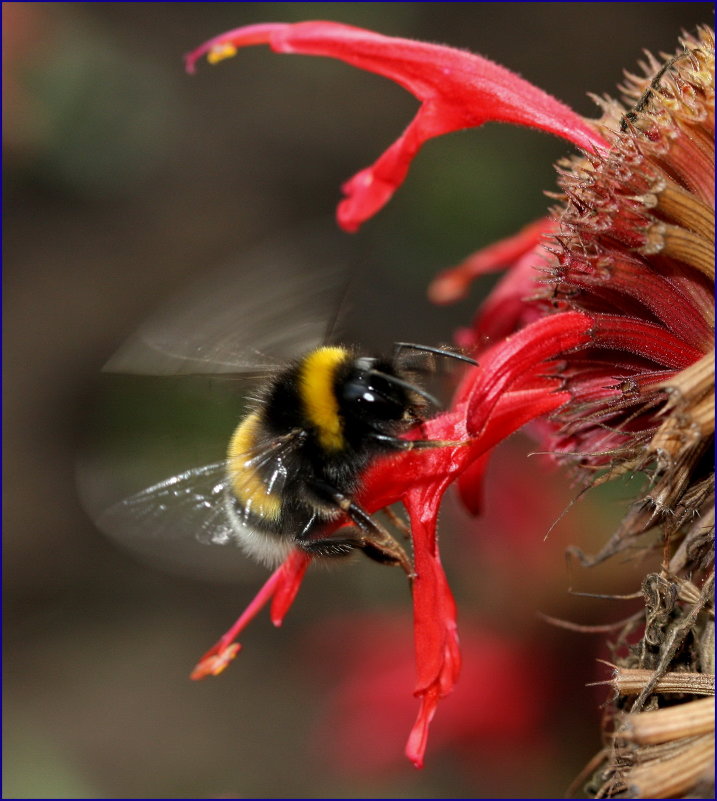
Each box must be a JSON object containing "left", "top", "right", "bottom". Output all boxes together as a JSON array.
[
  {"left": 299, "top": 346, "right": 349, "bottom": 452},
  {"left": 226, "top": 412, "right": 282, "bottom": 521}
]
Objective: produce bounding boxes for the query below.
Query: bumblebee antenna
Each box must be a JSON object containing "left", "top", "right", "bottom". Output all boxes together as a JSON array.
[
  {"left": 367, "top": 369, "right": 442, "bottom": 409},
  {"left": 394, "top": 342, "right": 478, "bottom": 366}
]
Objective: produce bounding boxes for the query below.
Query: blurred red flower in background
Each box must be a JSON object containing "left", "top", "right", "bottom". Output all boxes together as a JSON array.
[{"left": 304, "top": 615, "right": 550, "bottom": 776}]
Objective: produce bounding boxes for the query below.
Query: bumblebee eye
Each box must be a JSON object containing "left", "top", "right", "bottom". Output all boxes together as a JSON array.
[
  {"left": 341, "top": 377, "right": 382, "bottom": 405},
  {"left": 341, "top": 363, "right": 408, "bottom": 421}
]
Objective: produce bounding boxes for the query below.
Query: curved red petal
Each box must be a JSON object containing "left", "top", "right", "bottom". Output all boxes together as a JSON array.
[
  {"left": 186, "top": 21, "right": 607, "bottom": 230},
  {"left": 403, "top": 485, "right": 461, "bottom": 769},
  {"left": 428, "top": 217, "right": 556, "bottom": 304},
  {"left": 457, "top": 451, "right": 491, "bottom": 516},
  {"left": 270, "top": 549, "right": 312, "bottom": 626},
  {"left": 405, "top": 686, "right": 440, "bottom": 769},
  {"left": 589, "top": 313, "right": 704, "bottom": 369},
  {"left": 466, "top": 247, "right": 555, "bottom": 349},
  {"left": 466, "top": 311, "right": 593, "bottom": 435}
]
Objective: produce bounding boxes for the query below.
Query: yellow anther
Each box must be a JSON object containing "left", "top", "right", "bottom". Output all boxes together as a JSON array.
[{"left": 208, "top": 43, "right": 238, "bottom": 65}]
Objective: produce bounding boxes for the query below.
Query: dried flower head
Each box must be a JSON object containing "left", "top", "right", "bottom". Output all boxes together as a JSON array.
[
  {"left": 436, "top": 29, "right": 715, "bottom": 795},
  {"left": 442, "top": 29, "right": 714, "bottom": 797},
  {"left": 544, "top": 28, "right": 714, "bottom": 554}
]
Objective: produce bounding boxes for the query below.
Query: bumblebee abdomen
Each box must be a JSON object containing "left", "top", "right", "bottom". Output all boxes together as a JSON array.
[{"left": 226, "top": 412, "right": 283, "bottom": 524}]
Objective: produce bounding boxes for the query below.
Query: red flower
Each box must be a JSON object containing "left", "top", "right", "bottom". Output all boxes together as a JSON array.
[{"left": 186, "top": 21, "right": 714, "bottom": 781}]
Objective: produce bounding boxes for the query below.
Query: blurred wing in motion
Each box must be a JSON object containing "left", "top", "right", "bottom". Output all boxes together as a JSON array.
[
  {"left": 103, "top": 219, "right": 351, "bottom": 375},
  {"left": 81, "top": 219, "right": 351, "bottom": 578}
]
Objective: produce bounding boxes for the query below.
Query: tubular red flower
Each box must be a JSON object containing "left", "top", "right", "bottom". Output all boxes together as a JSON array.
[
  {"left": 403, "top": 484, "right": 460, "bottom": 769},
  {"left": 437, "top": 219, "right": 559, "bottom": 350},
  {"left": 347, "top": 311, "right": 592, "bottom": 767},
  {"left": 464, "top": 311, "right": 592, "bottom": 436},
  {"left": 186, "top": 21, "right": 608, "bottom": 231},
  {"left": 589, "top": 314, "right": 704, "bottom": 369},
  {"left": 428, "top": 217, "right": 556, "bottom": 306}
]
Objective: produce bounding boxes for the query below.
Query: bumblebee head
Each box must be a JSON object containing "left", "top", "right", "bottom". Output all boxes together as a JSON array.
[
  {"left": 294, "top": 345, "right": 463, "bottom": 454},
  {"left": 338, "top": 355, "right": 433, "bottom": 433}
]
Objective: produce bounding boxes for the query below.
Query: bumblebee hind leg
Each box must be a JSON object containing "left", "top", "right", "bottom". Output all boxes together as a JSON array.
[
  {"left": 300, "top": 483, "right": 415, "bottom": 579},
  {"left": 382, "top": 506, "right": 411, "bottom": 540}
]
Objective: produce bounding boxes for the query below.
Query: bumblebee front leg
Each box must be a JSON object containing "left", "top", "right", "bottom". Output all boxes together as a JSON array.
[
  {"left": 301, "top": 483, "right": 414, "bottom": 578},
  {"left": 370, "top": 432, "right": 467, "bottom": 449}
]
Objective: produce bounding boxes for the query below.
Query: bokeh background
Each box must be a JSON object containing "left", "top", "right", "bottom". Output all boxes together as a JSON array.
[{"left": 5, "top": 3, "right": 714, "bottom": 798}]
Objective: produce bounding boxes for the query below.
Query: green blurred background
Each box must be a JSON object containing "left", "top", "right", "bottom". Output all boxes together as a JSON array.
[{"left": 5, "top": 3, "right": 713, "bottom": 798}]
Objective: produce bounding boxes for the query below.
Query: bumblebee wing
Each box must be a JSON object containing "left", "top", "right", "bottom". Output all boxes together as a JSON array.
[
  {"left": 103, "top": 220, "right": 350, "bottom": 376},
  {"left": 96, "top": 462, "right": 233, "bottom": 546},
  {"left": 85, "top": 460, "right": 262, "bottom": 580},
  {"left": 81, "top": 428, "right": 306, "bottom": 579}
]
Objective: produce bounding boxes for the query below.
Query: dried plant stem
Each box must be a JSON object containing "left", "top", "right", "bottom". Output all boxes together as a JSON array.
[
  {"left": 624, "top": 735, "right": 714, "bottom": 799},
  {"left": 630, "top": 572, "right": 714, "bottom": 712},
  {"left": 591, "top": 664, "right": 715, "bottom": 696},
  {"left": 619, "top": 697, "right": 714, "bottom": 743}
]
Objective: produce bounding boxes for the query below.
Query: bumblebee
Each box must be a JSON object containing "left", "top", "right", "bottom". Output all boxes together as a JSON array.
[
  {"left": 224, "top": 342, "right": 477, "bottom": 573},
  {"left": 99, "top": 342, "right": 472, "bottom": 578},
  {"left": 87, "top": 223, "right": 474, "bottom": 578}
]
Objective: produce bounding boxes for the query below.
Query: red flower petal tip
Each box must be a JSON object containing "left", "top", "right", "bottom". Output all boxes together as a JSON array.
[
  {"left": 428, "top": 218, "right": 556, "bottom": 305},
  {"left": 191, "top": 643, "right": 242, "bottom": 680}
]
